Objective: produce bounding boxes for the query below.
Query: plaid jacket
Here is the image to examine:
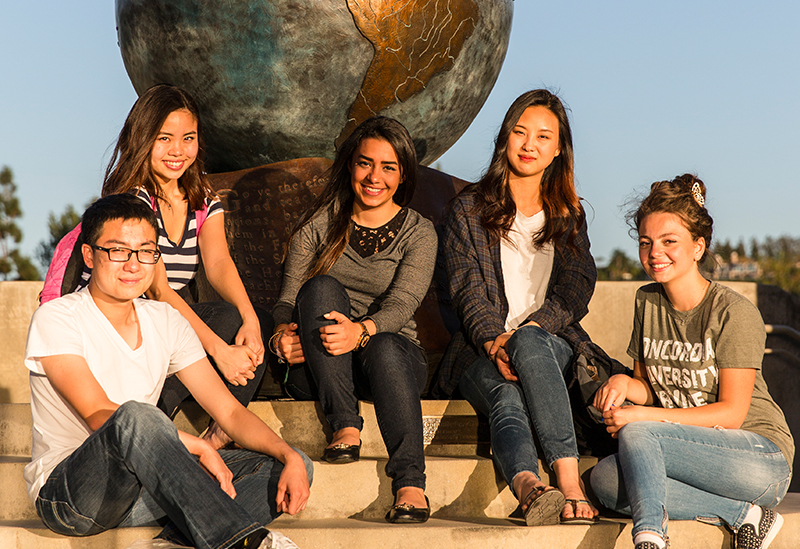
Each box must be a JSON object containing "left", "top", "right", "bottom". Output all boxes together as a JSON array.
[{"left": 430, "top": 185, "right": 615, "bottom": 398}]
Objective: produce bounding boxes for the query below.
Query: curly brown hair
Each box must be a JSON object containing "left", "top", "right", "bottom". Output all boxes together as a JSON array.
[{"left": 627, "top": 173, "right": 714, "bottom": 263}]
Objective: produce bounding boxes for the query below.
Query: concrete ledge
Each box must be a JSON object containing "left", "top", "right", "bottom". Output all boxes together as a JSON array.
[
  {"left": 0, "top": 282, "right": 41, "bottom": 405},
  {"left": 2, "top": 495, "right": 799, "bottom": 549},
  {"left": 0, "top": 404, "right": 31, "bottom": 457},
  {"left": 3, "top": 401, "right": 489, "bottom": 460},
  {"left": 0, "top": 280, "right": 762, "bottom": 403},
  {"left": 0, "top": 453, "right": 598, "bottom": 522}
]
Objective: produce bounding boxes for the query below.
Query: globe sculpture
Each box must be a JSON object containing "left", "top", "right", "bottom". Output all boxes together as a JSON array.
[
  {"left": 116, "top": 0, "right": 514, "bottom": 173},
  {"left": 115, "top": 0, "right": 514, "bottom": 396}
]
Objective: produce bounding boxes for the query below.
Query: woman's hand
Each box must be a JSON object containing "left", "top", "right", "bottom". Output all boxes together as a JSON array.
[
  {"left": 602, "top": 404, "right": 644, "bottom": 438},
  {"left": 483, "top": 331, "right": 517, "bottom": 381},
  {"left": 234, "top": 316, "right": 264, "bottom": 366},
  {"left": 319, "top": 311, "right": 362, "bottom": 355},
  {"left": 211, "top": 343, "right": 258, "bottom": 386},
  {"left": 593, "top": 374, "right": 632, "bottom": 412},
  {"left": 275, "top": 323, "right": 305, "bottom": 364}
]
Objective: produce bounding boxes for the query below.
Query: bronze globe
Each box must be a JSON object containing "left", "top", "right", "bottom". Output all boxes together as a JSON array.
[{"left": 116, "top": 0, "right": 514, "bottom": 172}]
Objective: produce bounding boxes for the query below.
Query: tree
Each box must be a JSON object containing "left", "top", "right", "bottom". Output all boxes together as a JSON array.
[
  {"left": 749, "top": 238, "right": 760, "bottom": 261},
  {"left": 0, "top": 166, "right": 39, "bottom": 280},
  {"left": 734, "top": 239, "right": 746, "bottom": 259},
  {"left": 597, "top": 248, "right": 645, "bottom": 281},
  {"left": 36, "top": 204, "right": 82, "bottom": 270},
  {"left": 713, "top": 239, "right": 733, "bottom": 262}
]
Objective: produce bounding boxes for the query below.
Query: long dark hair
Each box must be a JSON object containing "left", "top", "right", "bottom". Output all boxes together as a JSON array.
[
  {"left": 286, "top": 116, "right": 418, "bottom": 279},
  {"left": 102, "top": 84, "right": 214, "bottom": 211},
  {"left": 627, "top": 173, "right": 714, "bottom": 263},
  {"left": 473, "top": 89, "right": 583, "bottom": 252}
]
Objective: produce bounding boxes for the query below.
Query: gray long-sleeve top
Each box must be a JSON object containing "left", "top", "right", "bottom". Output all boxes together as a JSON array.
[{"left": 273, "top": 207, "right": 437, "bottom": 346}]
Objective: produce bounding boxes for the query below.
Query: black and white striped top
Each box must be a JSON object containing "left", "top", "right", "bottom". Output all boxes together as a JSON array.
[
  {"left": 77, "top": 188, "right": 223, "bottom": 292},
  {"left": 135, "top": 189, "right": 224, "bottom": 290}
]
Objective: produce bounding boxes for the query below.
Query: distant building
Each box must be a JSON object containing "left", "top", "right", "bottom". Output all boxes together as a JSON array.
[{"left": 711, "top": 252, "right": 762, "bottom": 280}]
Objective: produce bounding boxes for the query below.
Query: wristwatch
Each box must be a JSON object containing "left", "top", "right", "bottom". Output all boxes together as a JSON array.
[{"left": 355, "top": 321, "right": 370, "bottom": 350}]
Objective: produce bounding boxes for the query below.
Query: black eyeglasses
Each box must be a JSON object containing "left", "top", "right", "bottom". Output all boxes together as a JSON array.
[{"left": 91, "top": 245, "right": 161, "bottom": 264}]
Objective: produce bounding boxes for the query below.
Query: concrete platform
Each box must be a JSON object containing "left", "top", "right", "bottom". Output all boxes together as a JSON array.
[
  {"left": 0, "top": 450, "right": 599, "bottom": 522},
  {"left": 1, "top": 400, "right": 489, "bottom": 460},
  {"left": 1, "top": 497, "right": 799, "bottom": 549}
]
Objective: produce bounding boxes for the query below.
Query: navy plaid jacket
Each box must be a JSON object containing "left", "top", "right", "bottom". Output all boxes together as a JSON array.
[{"left": 430, "top": 185, "right": 616, "bottom": 398}]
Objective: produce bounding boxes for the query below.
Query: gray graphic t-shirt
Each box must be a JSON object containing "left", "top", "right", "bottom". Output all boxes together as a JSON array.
[{"left": 628, "top": 282, "right": 794, "bottom": 469}]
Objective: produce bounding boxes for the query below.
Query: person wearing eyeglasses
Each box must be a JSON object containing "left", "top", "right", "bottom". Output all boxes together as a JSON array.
[{"left": 24, "top": 194, "right": 310, "bottom": 549}]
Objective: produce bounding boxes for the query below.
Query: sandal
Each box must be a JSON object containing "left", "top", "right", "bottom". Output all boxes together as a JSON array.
[
  {"left": 560, "top": 499, "right": 599, "bottom": 524},
  {"left": 522, "top": 486, "right": 565, "bottom": 526}
]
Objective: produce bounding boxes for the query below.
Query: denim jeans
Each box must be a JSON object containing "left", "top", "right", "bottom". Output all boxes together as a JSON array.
[
  {"left": 590, "top": 421, "right": 791, "bottom": 540},
  {"left": 159, "top": 301, "right": 272, "bottom": 417},
  {"left": 35, "top": 401, "right": 313, "bottom": 549},
  {"left": 457, "top": 325, "right": 578, "bottom": 496},
  {"left": 283, "top": 275, "right": 428, "bottom": 493}
]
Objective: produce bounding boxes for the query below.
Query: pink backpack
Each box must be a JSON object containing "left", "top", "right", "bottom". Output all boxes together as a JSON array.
[{"left": 39, "top": 197, "right": 210, "bottom": 304}]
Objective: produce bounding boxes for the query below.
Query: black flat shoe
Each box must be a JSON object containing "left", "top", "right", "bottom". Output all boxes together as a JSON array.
[
  {"left": 321, "top": 442, "right": 360, "bottom": 463},
  {"left": 385, "top": 496, "right": 430, "bottom": 524}
]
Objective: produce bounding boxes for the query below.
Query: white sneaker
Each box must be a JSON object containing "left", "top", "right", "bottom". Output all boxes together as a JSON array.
[
  {"left": 736, "top": 507, "right": 784, "bottom": 549},
  {"left": 259, "top": 530, "right": 300, "bottom": 549}
]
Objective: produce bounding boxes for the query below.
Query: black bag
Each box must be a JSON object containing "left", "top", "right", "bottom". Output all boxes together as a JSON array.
[{"left": 568, "top": 348, "right": 631, "bottom": 456}]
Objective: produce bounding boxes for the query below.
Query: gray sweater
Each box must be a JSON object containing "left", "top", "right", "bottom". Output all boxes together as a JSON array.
[{"left": 273, "top": 207, "right": 437, "bottom": 346}]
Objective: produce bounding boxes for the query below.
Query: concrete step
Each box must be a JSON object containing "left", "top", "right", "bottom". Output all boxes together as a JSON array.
[
  {"left": 0, "top": 400, "right": 488, "bottom": 459},
  {"left": 0, "top": 453, "right": 599, "bottom": 522},
  {"left": 2, "top": 496, "right": 800, "bottom": 549}
]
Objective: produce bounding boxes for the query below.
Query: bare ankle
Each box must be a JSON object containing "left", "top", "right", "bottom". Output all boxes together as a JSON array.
[{"left": 329, "top": 427, "right": 360, "bottom": 448}]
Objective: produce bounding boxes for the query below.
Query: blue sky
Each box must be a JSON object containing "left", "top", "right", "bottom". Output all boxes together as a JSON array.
[{"left": 2, "top": 1, "right": 800, "bottom": 271}]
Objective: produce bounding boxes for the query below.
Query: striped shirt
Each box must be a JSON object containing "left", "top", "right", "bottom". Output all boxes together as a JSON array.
[
  {"left": 135, "top": 189, "right": 223, "bottom": 290},
  {"left": 77, "top": 189, "right": 223, "bottom": 291}
]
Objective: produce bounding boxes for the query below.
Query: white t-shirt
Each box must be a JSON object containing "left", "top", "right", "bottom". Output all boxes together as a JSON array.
[
  {"left": 23, "top": 288, "right": 206, "bottom": 502},
  {"left": 500, "top": 209, "right": 554, "bottom": 330}
]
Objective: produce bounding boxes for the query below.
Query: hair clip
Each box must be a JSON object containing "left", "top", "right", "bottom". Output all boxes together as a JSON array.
[{"left": 691, "top": 182, "right": 705, "bottom": 207}]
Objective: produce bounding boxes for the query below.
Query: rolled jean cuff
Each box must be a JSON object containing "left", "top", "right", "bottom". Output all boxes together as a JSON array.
[
  {"left": 327, "top": 414, "right": 364, "bottom": 433},
  {"left": 546, "top": 452, "right": 581, "bottom": 469},
  {"left": 391, "top": 478, "right": 426, "bottom": 494}
]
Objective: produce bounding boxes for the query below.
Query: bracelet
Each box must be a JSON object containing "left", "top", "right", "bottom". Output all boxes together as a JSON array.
[
  {"left": 268, "top": 330, "right": 284, "bottom": 357},
  {"left": 354, "top": 321, "right": 370, "bottom": 350}
]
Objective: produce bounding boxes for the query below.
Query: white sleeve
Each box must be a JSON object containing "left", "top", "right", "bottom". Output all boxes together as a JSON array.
[
  {"left": 24, "top": 300, "right": 86, "bottom": 375},
  {"left": 165, "top": 305, "right": 207, "bottom": 375}
]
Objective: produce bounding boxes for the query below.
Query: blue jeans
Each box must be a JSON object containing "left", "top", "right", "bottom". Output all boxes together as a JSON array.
[
  {"left": 35, "top": 401, "right": 313, "bottom": 549},
  {"left": 590, "top": 421, "right": 791, "bottom": 540},
  {"left": 284, "top": 275, "right": 428, "bottom": 493},
  {"left": 457, "top": 325, "right": 578, "bottom": 497},
  {"left": 159, "top": 301, "right": 272, "bottom": 417}
]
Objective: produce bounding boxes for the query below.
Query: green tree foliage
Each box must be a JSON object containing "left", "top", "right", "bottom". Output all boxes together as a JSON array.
[
  {"left": 0, "top": 166, "right": 39, "bottom": 280},
  {"left": 734, "top": 239, "right": 746, "bottom": 258},
  {"left": 749, "top": 238, "right": 760, "bottom": 261},
  {"left": 714, "top": 238, "right": 733, "bottom": 262},
  {"left": 750, "top": 236, "right": 800, "bottom": 296},
  {"left": 36, "top": 204, "right": 82, "bottom": 269},
  {"left": 597, "top": 248, "right": 646, "bottom": 281}
]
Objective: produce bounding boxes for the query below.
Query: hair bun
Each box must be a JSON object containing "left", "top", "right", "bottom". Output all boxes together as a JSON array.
[{"left": 674, "top": 174, "right": 706, "bottom": 207}]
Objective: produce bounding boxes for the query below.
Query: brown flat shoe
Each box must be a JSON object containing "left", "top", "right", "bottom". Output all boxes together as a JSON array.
[{"left": 522, "top": 486, "right": 565, "bottom": 526}]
